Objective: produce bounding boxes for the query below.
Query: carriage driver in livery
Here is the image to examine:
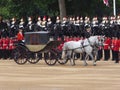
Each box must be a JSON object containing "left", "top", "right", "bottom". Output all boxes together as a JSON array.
[{"left": 83, "top": 25, "right": 92, "bottom": 39}]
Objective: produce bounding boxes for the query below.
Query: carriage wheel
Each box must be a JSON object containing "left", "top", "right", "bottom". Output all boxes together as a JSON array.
[
  {"left": 44, "top": 50, "right": 57, "bottom": 66},
  {"left": 27, "top": 52, "right": 42, "bottom": 64},
  {"left": 13, "top": 47, "right": 27, "bottom": 65}
]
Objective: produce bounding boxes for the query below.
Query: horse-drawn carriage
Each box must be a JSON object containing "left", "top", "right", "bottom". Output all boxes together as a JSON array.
[{"left": 12, "top": 31, "right": 63, "bottom": 65}]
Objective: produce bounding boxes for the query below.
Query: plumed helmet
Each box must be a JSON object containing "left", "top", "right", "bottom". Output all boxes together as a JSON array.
[
  {"left": 38, "top": 16, "right": 41, "bottom": 21},
  {"left": 28, "top": 17, "right": 32, "bottom": 21},
  {"left": 85, "top": 25, "right": 91, "bottom": 29}
]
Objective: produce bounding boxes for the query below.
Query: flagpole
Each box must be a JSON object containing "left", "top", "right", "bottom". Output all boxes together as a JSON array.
[{"left": 113, "top": 0, "right": 116, "bottom": 16}]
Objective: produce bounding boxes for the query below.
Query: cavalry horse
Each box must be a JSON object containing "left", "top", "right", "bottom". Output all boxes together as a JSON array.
[{"left": 61, "top": 36, "right": 105, "bottom": 66}]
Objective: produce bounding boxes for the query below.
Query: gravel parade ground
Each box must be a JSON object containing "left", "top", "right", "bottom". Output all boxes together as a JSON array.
[{"left": 0, "top": 60, "right": 120, "bottom": 90}]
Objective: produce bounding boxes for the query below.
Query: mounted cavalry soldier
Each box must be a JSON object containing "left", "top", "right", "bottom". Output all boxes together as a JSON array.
[
  {"left": 46, "top": 17, "right": 53, "bottom": 31},
  {"left": 9, "top": 17, "right": 18, "bottom": 37},
  {"left": 79, "top": 17, "right": 84, "bottom": 36},
  {"left": 26, "top": 17, "right": 34, "bottom": 32},
  {"left": 116, "top": 15, "right": 120, "bottom": 26},
  {"left": 109, "top": 16, "right": 117, "bottom": 37},
  {"left": 91, "top": 17, "right": 99, "bottom": 35},
  {"left": 41, "top": 16, "right": 47, "bottom": 31},
  {"left": 84, "top": 16, "right": 91, "bottom": 28},
  {"left": 19, "top": 18, "right": 26, "bottom": 33},
  {"left": 68, "top": 17, "right": 74, "bottom": 36},
  {"left": 46, "top": 17, "right": 54, "bottom": 37},
  {"left": 61, "top": 17, "right": 69, "bottom": 36},
  {"left": 0, "top": 16, "right": 8, "bottom": 38},
  {"left": 116, "top": 16, "right": 120, "bottom": 38},
  {"left": 35, "top": 16, "right": 42, "bottom": 31},
  {"left": 74, "top": 16, "right": 81, "bottom": 37},
  {"left": 100, "top": 16, "right": 109, "bottom": 36},
  {"left": 54, "top": 16, "right": 61, "bottom": 39}
]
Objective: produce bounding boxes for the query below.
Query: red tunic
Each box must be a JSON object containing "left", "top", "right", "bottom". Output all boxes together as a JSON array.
[
  {"left": 2, "top": 38, "right": 9, "bottom": 50},
  {"left": 68, "top": 37, "right": 73, "bottom": 41},
  {"left": 76, "top": 37, "right": 80, "bottom": 41},
  {"left": 0, "top": 38, "right": 3, "bottom": 49},
  {"left": 17, "top": 32, "right": 24, "bottom": 41},
  {"left": 8, "top": 38, "right": 15, "bottom": 50},
  {"left": 57, "top": 44, "right": 63, "bottom": 51},
  {"left": 57, "top": 37, "right": 61, "bottom": 41},
  {"left": 64, "top": 38, "right": 69, "bottom": 42},
  {"left": 112, "top": 39, "right": 120, "bottom": 51},
  {"left": 104, "top": 38, "right": 111, "bottom": 50}
]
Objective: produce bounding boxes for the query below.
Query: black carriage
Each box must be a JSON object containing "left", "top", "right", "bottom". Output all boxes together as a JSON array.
[{"left": 12, "top": 31, "right": 63, "bottom": 65}]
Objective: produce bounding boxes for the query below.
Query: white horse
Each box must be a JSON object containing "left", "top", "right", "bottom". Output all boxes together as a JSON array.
[{"left": 61, "top": 36, "right": 105, "bottom": 66}]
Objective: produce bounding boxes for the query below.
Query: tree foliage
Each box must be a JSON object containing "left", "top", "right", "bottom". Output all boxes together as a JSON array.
[{"left": 0, "top": 0, "right": 120, "bottom": 19}]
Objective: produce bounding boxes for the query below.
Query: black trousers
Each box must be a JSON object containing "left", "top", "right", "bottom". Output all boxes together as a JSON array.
[
  {"left": 104, "top": 49, "right": 110, "bottom": 60},
  {"left": 0, "top": 50, "right": 2, "bottom": 59},
  {"left": 113, "top": 51, "right": 119, "bottom": 63},
  {"left": 2, "top": 50, "right": 9, "bottom": 59},
  {"left": 97, "top": 49, "right": 103, "bottom": 60},
  {"left": 111, "top": 50, "right": 115, "bottom": 60},
  {"left": 9, "top": 50, "right": 13, "bottom": 59}
]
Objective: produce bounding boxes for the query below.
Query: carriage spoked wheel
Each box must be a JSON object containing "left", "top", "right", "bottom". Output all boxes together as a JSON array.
[
  {"left": 44, "top": 50, "right": 57, "bottom": 66},
  {"left": 27, "top": 52, "right": 42, "bottom": 64},
  {"left": 13, "top": 46, "right": 27, "bottom": 65}
]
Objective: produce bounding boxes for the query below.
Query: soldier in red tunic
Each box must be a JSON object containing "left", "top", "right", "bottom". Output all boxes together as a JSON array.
[
  {"left": 6, "top": 37, "right": 10, "bottom": 59},
  {"left": 103, "top": 37, "right": 111, "bottom": 60},
  {"left": 112, "top": 37, "right": 120, "bottom": 63},
  {"left": 2, "top": 37, "right": 9, "bottom": 59},
  {"left": 0, "top": 38, "right": 3, "bottom": 59},
  {"left": 8, "top": 37, "right": 15, "bottom": 59},
  {"left": 64, "top": 36, "right": 69, "bottom": 42},
  {"left": 111, "top": 37, "right": 115, "bottom": 60}
]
